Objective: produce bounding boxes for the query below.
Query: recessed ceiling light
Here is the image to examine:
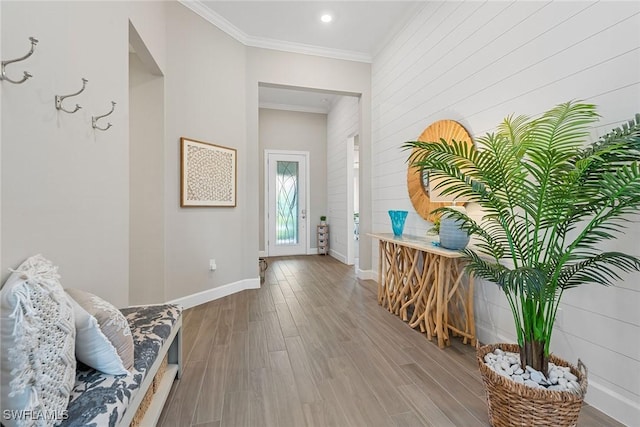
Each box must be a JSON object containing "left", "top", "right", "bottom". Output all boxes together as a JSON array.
[{"left": 320, "top": 14, "right": 333, "bottom": 23}]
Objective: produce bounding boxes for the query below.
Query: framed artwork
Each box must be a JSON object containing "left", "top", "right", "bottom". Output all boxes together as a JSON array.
[{"left": 180, "top": 137, "right": 237, "bottom": 207}]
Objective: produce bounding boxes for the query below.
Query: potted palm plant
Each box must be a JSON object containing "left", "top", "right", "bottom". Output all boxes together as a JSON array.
[{"left": 404, "top": 101, "right": 640, "bottom": 426}]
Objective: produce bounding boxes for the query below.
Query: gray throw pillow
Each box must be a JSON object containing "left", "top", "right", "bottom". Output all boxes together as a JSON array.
[{"left": 65, "top": 288, "right": 134, "bottom": 373}]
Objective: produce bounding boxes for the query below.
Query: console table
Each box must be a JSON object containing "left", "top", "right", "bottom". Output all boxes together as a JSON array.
[{"left": 369, "top": 233, "right": 476, "bottom": 348}]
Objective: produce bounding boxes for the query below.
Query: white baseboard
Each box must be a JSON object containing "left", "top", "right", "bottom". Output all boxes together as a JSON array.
[
  {"left": 329, "top": 249, "right": 347, "bottom": 264},
  {"left": 260, "top": 250, "right": 319, "bottom": 256},
  {"left": 474, "top": 323, "right": 636, "bottom": 426},
  {"left": 357, "top": 268, "right": 377, "bottom": 281},
  {"left": 586, "top": 379, "right": 640, "bottom": 426},
  {"left": 167, "top": 278, "right": 260, "bottom": 309}
]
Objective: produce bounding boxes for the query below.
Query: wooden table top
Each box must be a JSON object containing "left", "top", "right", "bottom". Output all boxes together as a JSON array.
[{"left": 368, "top": 232, "right": 466, "bottom": 258}]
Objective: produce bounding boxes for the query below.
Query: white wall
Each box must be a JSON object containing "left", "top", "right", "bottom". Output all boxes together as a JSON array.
[
  {"left": 258, "top": 108, "right": 327, "bottom": 252},
  {"left": 371, "top": 1, "right": 640, "bottom": 424},
  {"left": 327, "top": 96, "right": 359, "bottom": 263},
  {"left": 1, "top": 1, "right": 136, "bottom": 307},
  {"left": 354, "top": 145, "right": 360, "bottom": 214},
  {"left": 1, "top": 1, "right": 166, "bottom": 308},
  {"left": 129, "top": 50, "right": 165, "bottom": 304},
  {"left": 127, "top": 2, "right": 166, "bottom": 75},
  {"left": 164, "top": 1, "right": 249, "bottom": 301},
  {"left": 0, "top": 0, "right": 4, "bottom": 281},
  {"left": 1, "top": 1, "right": 255, "bottom": 306}
]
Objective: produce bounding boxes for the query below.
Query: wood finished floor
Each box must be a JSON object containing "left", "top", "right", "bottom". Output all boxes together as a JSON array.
[{"left": 158, "top": 255, "right": 623, "bottom": 427}]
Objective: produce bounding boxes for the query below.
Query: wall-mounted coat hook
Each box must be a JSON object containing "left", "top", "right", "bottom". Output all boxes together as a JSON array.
[
  {"left": 92, "top": 101, "right": 116, "bottom": 131},
  {"left": 1, "top": 36, "right": 38, "bottom": 84},
  {"left": 56, "top": 78, "right": 88, "bottom": 114}
]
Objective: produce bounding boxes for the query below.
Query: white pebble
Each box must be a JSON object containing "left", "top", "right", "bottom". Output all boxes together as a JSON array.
[
  {"left": 529, "top": 370, "right": 546, "bottom": 384},
  {"left": 565, "top": 371, "right": 578, "bottom": 382},
  {"left": 484, "top": 350, "right": 582, "bottom": 395}
]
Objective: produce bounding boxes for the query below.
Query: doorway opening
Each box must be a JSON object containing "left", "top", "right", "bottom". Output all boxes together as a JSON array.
[
  {"left": 347, "top": 135, "right": 360, "bottom": 266},
  {"left": 257, "top": 82, "right": 362, "bottom": 264}
]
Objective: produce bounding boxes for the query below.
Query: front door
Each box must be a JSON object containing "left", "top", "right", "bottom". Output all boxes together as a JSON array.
[{"left": 266, "top": 151, "right": 308, "bottom": 256}]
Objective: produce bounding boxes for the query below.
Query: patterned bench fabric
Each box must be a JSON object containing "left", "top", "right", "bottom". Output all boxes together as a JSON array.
[{"left": 61, "top": 304, "right": 181, "bottom": 427}]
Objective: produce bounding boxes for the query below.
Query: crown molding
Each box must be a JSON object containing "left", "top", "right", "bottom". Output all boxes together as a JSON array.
[
  {"left": 178, "top": 0, "right": 372, "bottom": 64},
  {"left": 259, "top": 102, "right": 328, "bottom": 115},
  {"left": 179, "top": 0, "right": 249, "bottom": 44},
  {"left": 246, "top": 37, "right": 372, "bottom": 63}
]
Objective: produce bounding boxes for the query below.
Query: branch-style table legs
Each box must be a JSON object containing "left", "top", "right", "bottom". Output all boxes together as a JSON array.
[{"left": 376, "top": 239, "right": 476, "bottom": 348}]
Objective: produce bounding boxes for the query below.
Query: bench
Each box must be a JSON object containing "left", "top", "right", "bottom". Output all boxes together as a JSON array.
[{"left": 61, "top": 304, "right": 182, "bottom": 427}]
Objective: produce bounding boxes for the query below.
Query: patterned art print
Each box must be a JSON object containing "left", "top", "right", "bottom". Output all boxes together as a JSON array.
[{"left": 181, "top": 138, "right": 237, "bottom": 207}]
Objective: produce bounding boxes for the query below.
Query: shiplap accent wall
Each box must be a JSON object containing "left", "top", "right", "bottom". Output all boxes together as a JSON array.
[
  {"left": 371, "top": 1, "right": 640, "bottom": 424},
  {"left": 327, "top": 96, "right": 359, "bottom": 263}
]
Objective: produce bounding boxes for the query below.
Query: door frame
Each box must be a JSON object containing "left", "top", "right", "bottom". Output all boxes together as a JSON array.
[
  {"left": 264, "top": 149, "right": 311, "bottom": 257},
  {"left": 346, "top": 135, "right": 356, "bottom": 266}
]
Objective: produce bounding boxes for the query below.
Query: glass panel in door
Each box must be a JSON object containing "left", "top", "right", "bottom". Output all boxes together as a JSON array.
[
  {"left": 276, "top": 160, "right": 299, "bottom": 245},
  {"left": 267, "top": 152, "right": 307, "bottom": 256}
]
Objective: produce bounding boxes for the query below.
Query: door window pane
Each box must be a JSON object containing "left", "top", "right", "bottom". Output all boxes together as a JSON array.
[{"left": 276, "top": 161, "right": 299, "bottom": 245}]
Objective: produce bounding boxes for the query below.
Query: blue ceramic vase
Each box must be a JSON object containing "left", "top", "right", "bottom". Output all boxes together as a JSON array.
[{"left": 439, "top": 215, "right": 470, "bottom": 250}]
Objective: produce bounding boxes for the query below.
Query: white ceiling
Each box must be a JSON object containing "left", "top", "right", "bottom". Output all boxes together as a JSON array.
[
  {"left": 181, "top": 1, "right": 421, "bottom": 111},
  {"left": 194, "top": 1, "right": 422, "bottom": 62}
]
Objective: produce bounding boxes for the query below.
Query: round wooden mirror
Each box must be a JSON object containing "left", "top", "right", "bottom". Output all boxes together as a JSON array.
[{"left": 406, "top": 120, "right": 473, "bottom": 222}]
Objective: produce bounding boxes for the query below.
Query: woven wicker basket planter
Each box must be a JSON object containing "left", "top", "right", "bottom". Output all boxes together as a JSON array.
[{"left": 477, "top": 343, "right": 588, "bottom": 427}]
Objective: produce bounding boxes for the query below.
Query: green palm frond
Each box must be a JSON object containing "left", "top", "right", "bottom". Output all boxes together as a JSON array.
[
  {"left": 526, "top": 102, "right": 599, "bottom": 153},
  {"left": 566, "top": 163, "right": 640, "bottom": 253},
  {"left": 559, "top": 252, "right": 640, "bottom": 289},
  {"left": 579, "top": 113, "right": 640, "bottom": 166},
  {"left": 404, "top": 102, "right": 640, "bottom": 363}
]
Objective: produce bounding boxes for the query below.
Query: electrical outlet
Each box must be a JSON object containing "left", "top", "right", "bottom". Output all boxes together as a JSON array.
[{"left": 209, "top": 259, "right": 217, "bottom": 271}]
